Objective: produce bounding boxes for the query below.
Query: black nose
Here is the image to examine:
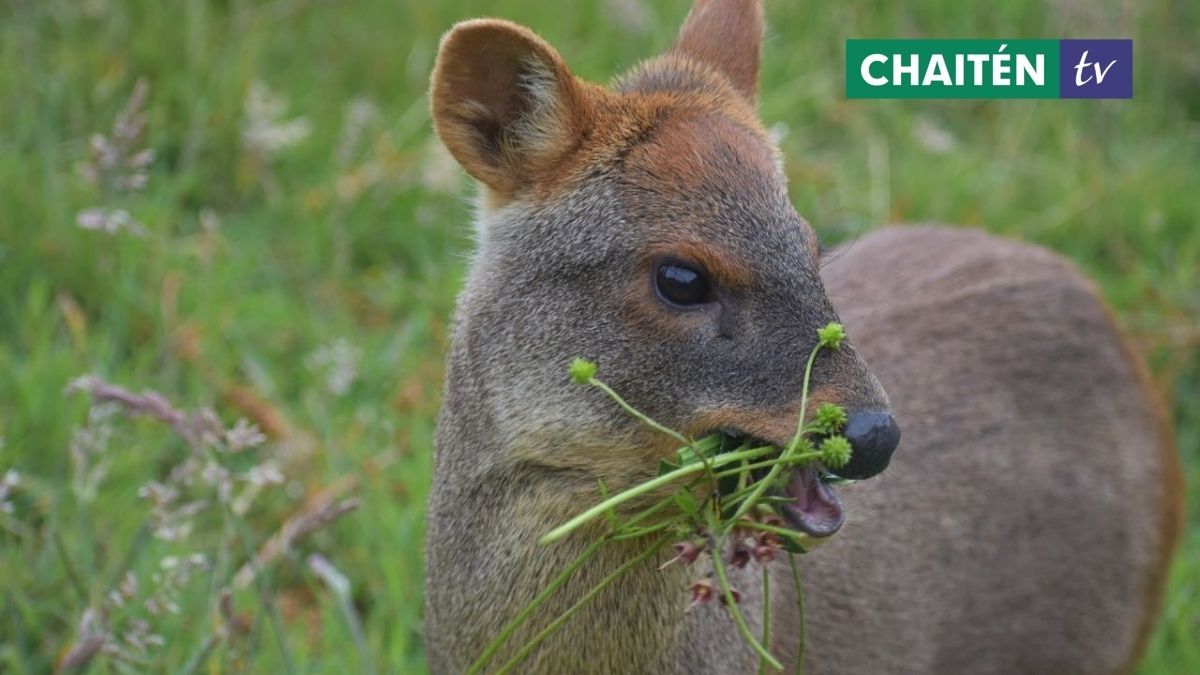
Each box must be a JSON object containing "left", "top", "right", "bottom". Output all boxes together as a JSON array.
[{"left": 834, "top": 410, "right": 901, "bottom": 480}]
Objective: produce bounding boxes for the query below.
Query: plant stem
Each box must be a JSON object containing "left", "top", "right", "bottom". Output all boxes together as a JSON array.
[
  {"left": 618, "top": 495, "right": 676, "bottom": 532},
  {"left": 711, "top": 540, "right": 783, "bottom": 671},
  {"left": 711, "top": 452, "right": 826, "bottom": 480},
  {"left": 494, "top": 534, "right": 672, "bottom": 675},
  {"left": 610, "top": 521, "right": 674, "bottom": 541},
  {"left": 466, "top": 538, "right": 608, "bottom": 675},
  {"left": 588, "top": 378, "right": 691, "bottom": 447},
  {"left": 759, "top": 565, "right": 772, "bottom": 675},
  {"left": 589, "top": 377, "right": 719, "bottom": 480},
  {"left": 730, "top": 343, "right": 825, "bottom": 522},
  {"left": 178, "top": 634, "right": 221, "bottom": 675},
  {"left": 224, "top": 504, "right": 296, "bottom": 675},
  {"left": 52, "top": 531, "right": 88, "bottom": 605},
  {"left": 610, "top": 494, "right": 686, "bottom": 540},
  {"left": 721, "top": 480, "right": 770, "bottom": 504},
  {"left": 308, "top": 554, "right": 376, "bottom": 675},
  {"left": 786, "top": 345, "right": 825, "bottom": 459},
  {"left": 737, "top": 520, "right": 811, "bottom": 550},
  {"left": 789, "top": 553, "right": 805, "bottom": 675},
  {"left": 206, "top": 448, "right": 295, "bottom": 675},
  {"left": 597, "top": 479, "right": 619, "bottom": 529},
  {"left": 203, "top": 510, "right": 236, "bottom": 667},
  {"left": 539, "top": 446, "right": 776, "bottom": 545}
]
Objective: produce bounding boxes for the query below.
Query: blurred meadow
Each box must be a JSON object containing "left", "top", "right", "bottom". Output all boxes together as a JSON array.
[{"left": 1, "top": 0, "right": 1197, "bottom": 672}]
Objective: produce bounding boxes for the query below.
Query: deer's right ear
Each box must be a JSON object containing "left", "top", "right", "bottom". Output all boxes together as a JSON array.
[
  {"left": 430, "top": 19, "right": 594, "bottom": 197},
  {"left": 675, "top": 0, "right": 763, "bottom": 104}
]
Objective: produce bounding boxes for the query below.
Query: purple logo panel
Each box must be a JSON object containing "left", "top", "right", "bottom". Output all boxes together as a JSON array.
[{"left": 1059, "top": 39, "right": 1133, "bottom": 99}]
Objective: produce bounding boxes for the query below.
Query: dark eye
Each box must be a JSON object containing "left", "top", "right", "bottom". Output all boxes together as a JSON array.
[{"left": 654, "top": 261, "right": 715, "bottom": 307}]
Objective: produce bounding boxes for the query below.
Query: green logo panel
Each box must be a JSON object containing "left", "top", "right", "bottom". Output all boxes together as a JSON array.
[{"left": 846, "top": 39, "right": 1060, "bottom": 99}]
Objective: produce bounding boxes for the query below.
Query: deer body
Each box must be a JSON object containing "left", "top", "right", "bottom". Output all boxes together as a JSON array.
[
  {"left": 424, "top": 2, "right": 1182, "bottom": 673},
  {"left": 801, "top": 226, "right": 1182, "bottom": 674}
]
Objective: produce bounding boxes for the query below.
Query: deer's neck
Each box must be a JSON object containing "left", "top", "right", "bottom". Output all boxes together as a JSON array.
[
  {"left": 427, "top": 383, "right": 780, "bottom": 673},
  {"left": 428, "top": 457, "right": 695, "bottom": 672}
]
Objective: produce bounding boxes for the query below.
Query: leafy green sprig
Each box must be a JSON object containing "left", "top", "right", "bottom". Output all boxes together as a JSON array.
[{"left": 468, "top": 323, "right": 852, "bottom": 674}]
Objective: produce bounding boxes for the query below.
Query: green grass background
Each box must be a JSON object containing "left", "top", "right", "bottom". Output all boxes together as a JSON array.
[{"left": 1, "top": 0, "right": 1196, "bottom": 672}]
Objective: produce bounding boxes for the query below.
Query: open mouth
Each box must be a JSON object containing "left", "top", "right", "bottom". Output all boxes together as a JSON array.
[
  {"left": 723, "top": 430, "right": 846, "bottom": 538},
  {"left": 778, "top": 465, "right": 845, "bottom": 537}
]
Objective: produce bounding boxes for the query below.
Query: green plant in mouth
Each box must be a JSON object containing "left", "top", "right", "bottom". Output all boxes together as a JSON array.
[{"left": 467, "top": 323, "right": 853, "bottom": 675}]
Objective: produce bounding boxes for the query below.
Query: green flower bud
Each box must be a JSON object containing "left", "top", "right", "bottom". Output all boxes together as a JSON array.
[
  {"left": 820, "top": 435, "right": 852, "bottom": 469},
  {"left": 791, "top": 437, "right": 816, "bottom": 456},
  {"left": 568, "top": 357, "right": 597, "bottom": 385},
  {"left": 774, "top": 437, "right": 817, "bottom": 487},
  {"left": 817, "top": 322, "right": 846, "bottom": 349},
  {"left": 813, "top": 403, "right": 848, "bottom": 434}
]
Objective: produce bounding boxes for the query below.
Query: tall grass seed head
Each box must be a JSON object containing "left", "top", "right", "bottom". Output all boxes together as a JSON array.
[
  {"left": 819, "top": 435, "right": 853, "bottom": 469},
  {"left": 817, "top": 322, "right": 846, "bottom": 349},
  {"left": 813, "top": 402, "right": 848, "bottom": 434},
  {"left": 568, "top": 357, "right": 598, "bottom": 385}
]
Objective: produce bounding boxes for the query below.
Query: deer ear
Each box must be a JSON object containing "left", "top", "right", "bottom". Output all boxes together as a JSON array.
[
  {"left": 430, "top": 19, "right": 593, "bottom": 197},
  {"left": 674, "top": 0, "right": 763, "bottom": 103}
]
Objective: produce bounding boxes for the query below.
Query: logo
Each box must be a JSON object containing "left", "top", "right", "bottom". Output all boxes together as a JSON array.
[
  {"left": 1059, "top": 40, "right": 1133, "bottom": 98},
  {"left": 846, "top": 39, "right": 1133, "bottom": 99}
]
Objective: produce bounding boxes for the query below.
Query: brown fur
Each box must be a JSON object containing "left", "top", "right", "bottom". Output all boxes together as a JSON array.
[
  {"left": 645, "top": 238, "right": 759, "bottom": 291},
  {"left": 675, "top": 0, "right": 764, "bottom": 103},
  {"left": 1105, "top": 303, "right": 1186, "bottom": 672},
  {"left": 425, "top": 2, "right": 1181, "bottom": 673},
  {"left": 681, "top": 382, "right": 859, "bottom": 445},
  {"left": 813, "top": 226, "right": 1182, "bottom": 674},
  {"left": 430, "top": 19, "right": 611, "bottom": 203}
]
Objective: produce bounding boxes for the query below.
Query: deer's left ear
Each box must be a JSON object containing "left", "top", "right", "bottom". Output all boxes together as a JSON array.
[
  {"left": 674, "top": 0, "right": 764, "bottom": 104},
  {"left": 430, "top": 19, "right": 598, "bottom": 198}
]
